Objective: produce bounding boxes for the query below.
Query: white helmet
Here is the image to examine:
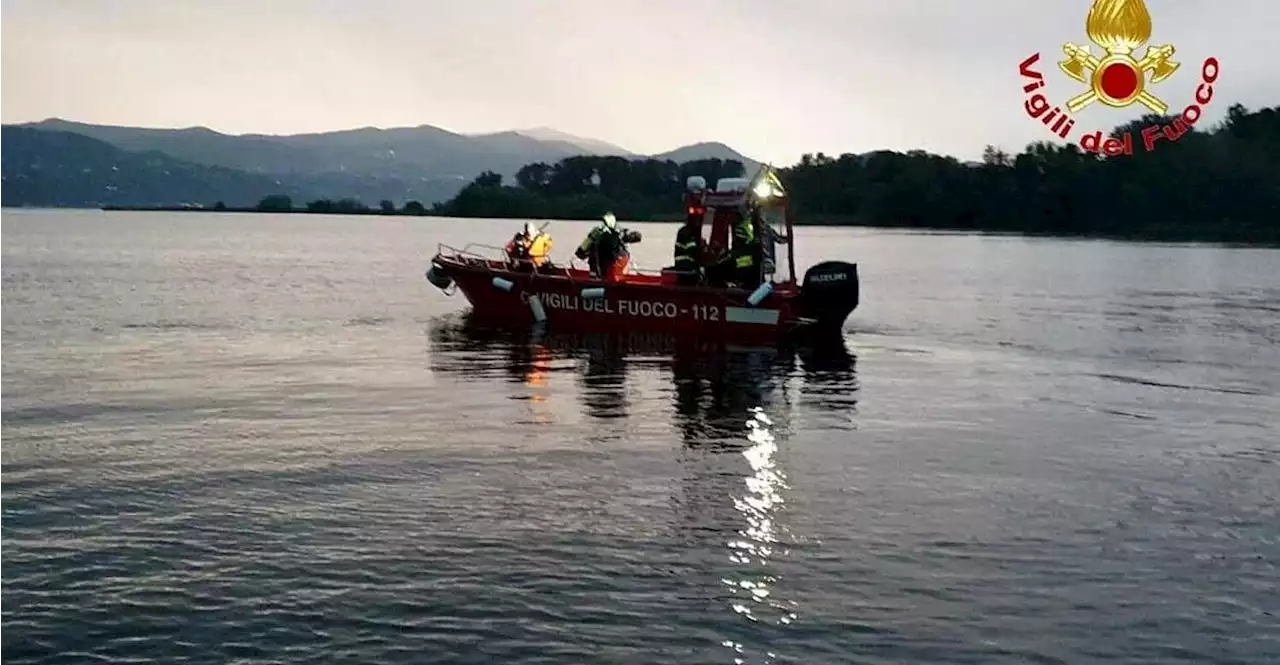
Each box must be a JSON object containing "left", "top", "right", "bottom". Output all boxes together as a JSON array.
[
  {"left": 602, "top": 212, "right": 617, "bottom": 229},
  {"left": 524, "top": 221, "right": 538, "bottom": 236}
]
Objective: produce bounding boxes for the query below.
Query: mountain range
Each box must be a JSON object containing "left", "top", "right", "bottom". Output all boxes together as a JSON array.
[{"left": 1, "top": 118, "right": 760, "bottom": 209}]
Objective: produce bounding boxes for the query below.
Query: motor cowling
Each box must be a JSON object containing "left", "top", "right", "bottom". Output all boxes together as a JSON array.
[
  {"left": 801, "top": 261, "right": 859, "bottom": 330},
  {"left": 425, "top": 262, "right": 453, "bottom": 291}
]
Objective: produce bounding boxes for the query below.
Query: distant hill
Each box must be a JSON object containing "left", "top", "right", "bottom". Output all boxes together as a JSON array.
[
  {"left": 17, "top": 118, "right": 582, "bottom": 181},
  {"left": 510, "top": 127, "right": 636, "bottom": 156},
  {"left": 3, "top": 118, "right": 761, "bottom": 207},
  {"left": 1, "top": 126, "right": 307, "bottom": 208},
  {"left": 652, "top": 141, "right": 762, "bottom": 175}
]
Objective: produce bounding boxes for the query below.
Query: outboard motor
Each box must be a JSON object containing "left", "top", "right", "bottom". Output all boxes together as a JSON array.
[
  {"left": 425, "top": 262, "right": 453, "bottom": 291},
  {"left": 801, "top": 261, "right": 860, "bottom": 331}
]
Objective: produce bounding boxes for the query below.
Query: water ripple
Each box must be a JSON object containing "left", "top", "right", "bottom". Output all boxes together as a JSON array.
[{"left": 4, "top": 213, "right": 1278, "bottom": 664}]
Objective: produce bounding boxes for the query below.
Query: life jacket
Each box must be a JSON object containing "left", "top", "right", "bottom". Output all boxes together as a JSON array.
[
  {"left": 525, "top": 232, "right": 552, "bottom": 266},
  {"left": 507, "top": 231, "right": 552, "bottom": 266}
]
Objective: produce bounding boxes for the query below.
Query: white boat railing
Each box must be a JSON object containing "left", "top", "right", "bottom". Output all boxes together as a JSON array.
[{"left": 436, "top": 242, "right": 507, "bottom": 262}]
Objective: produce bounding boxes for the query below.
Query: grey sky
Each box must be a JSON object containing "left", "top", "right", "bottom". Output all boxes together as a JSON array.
[{"left": 3, "top": 0, "right": 1276, "bottom": 165}]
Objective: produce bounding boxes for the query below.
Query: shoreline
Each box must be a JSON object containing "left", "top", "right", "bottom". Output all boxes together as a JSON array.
[
  {"left": 67, "top": 205, "right": 1276, "bottom": 247},
  {"left": 100, "top": 205, "right": 408, "bottom": 217}
]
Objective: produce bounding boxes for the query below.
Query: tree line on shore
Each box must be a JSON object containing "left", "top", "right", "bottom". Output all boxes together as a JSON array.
[
  {"left": 247, "top": 195, "right": 429, "bottom": 215},
  {"left": 250, "top": 104, "right": 1279, "bottom": 243}
]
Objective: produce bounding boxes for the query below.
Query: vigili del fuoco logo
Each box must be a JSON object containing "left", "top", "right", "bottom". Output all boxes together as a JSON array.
[{"left": 1018, "top": 0, "right": 1220, "bottom": 155}]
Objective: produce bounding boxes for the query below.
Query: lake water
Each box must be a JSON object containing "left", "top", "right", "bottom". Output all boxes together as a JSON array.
[{"left": 3, "top": 209, "right": 1278, "bottom": 664}]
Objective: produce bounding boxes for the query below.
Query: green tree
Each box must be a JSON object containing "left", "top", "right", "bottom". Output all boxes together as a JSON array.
[
  {"left": 474, "top": 171, "right": 503, "bottom": 188},
  {"left": 403, "top": 200, "right": 427, "bottom": 215},
  {"left": 256, "top": 194, "right": 293, "bottom": 212},
  {"left": 333, "top": 198, "right": 368, "bottom": 213},
  {"left": 426, "top": 105, "right": 1280, "bottom": 243}
]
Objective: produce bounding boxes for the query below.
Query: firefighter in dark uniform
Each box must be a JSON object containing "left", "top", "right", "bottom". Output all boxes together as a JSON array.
[
  {"left": 672, "top": 212, "right": 705, "bottom": 286},
  {"left": 575, "top": 212, "right": 641, "bottom": 281},
  {"left": 730, "top": 205, "right": 761, "bottom": 289}
]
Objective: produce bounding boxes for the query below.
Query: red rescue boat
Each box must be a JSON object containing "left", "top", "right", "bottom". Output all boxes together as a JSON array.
[{"left": 424, "top": 166, "right": 859, "bottom": 343}]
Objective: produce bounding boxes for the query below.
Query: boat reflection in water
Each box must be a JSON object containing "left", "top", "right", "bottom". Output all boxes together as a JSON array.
[{"left": 424, "top": 313, "right": 857, "bottom": 657}]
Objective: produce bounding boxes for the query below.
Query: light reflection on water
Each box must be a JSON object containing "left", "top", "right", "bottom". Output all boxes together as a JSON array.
[
  {"left": 517, "top": 341, "right": 554, "bottom": 425},
  {"left": 720, "top": 405, "right": 801, "bottom": 664},
  {"left": 726, "top": 406, "right": 797, "bottom": 617}
]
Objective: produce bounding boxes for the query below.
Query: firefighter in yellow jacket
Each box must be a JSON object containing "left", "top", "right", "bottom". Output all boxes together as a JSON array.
[{"left": 505, "top": 221, "right": 553, "bottom": 272}]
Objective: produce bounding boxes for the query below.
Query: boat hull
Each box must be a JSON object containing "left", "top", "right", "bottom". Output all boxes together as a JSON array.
[{"left": 430, "top": 256, "right": 808, "bottom": 342}]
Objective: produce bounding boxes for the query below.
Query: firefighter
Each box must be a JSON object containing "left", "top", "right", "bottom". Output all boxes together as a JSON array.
[
  {"left": 575, "top": 212, "right": 641, "bottom": 281},
  {"left": 672, "top": 211, "right": 705, "bottom": 286},
  {"left": 729, "top": 206, "right": 761, "bottom": 289},
  {"left": 505, "top": 221, "right": 553, "bottom": 272}
]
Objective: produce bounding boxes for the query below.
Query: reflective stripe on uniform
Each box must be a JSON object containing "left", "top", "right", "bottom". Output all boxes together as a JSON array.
[
  {"left": 674, "top": 225, "right": 701, "bottom": 267},
  {"left": 730, "top": 217, "right": 755, "bottom": 268},
  {"left": 675, "top": 244, "right": 699, "bottom": 261}
]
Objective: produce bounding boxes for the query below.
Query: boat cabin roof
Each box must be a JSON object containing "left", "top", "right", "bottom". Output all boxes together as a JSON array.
[
  {"left": 695, "top": 190, "right": 789, "bottom": 211},
  {"left": 699, "top": 191, "right": 748, "bottom": 208}
]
